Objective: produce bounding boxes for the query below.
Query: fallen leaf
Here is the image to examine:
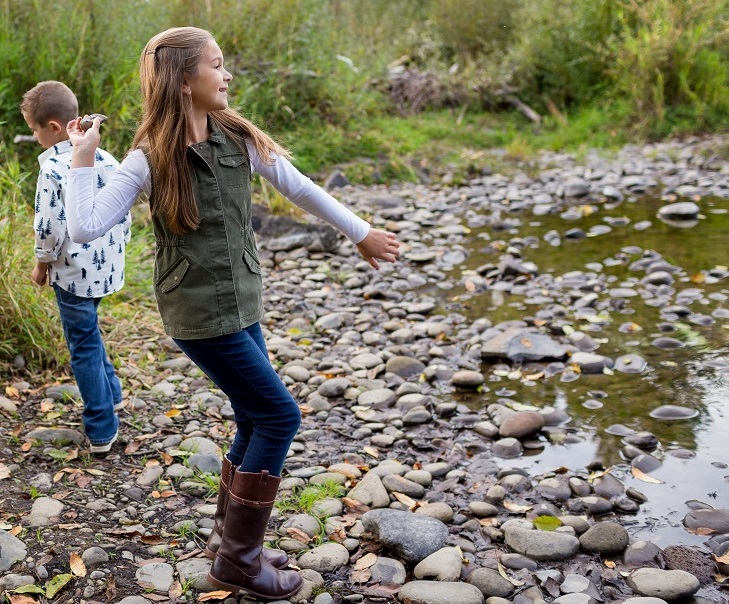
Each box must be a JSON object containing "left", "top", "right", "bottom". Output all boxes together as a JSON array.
[
  {"left": 465, "top": 280, "right": 476, "bottom": 292},
  {"left": 58, "top": 523, "right": 83, "bottom": 530},
  {"left": 10, "top": 585, "right": 45, "bottom": 595},
  {"left": 524, "top": 371, "right": 544, "bottom": 381},
  {"left": 44, "top": 573, "right": 74, "bottom": 598},
  {"left": 520, "top": 337, "right": 533, "bottom": 347},
  {"left": 362, "top": 446, "right": 379, "bottom": 458},
  {"left": 161, "top": 452, "right": 174, "bottom": 466},
  {"left": 716, "top": 553, "right": 729, "bottom": 565},
  {"left": 351, "top": 568, "right": 371, "bottom": 583},
  {"left": 165, "top": 408, "right": 181, "bottom": 418},
  {"left": 8, "top": 596, "right": 39, "bottom": 604},
  {"left": 605, "top": 560, "right": 616, "bottom": 568},
  {"left": 125, "top": 440, "right": 142, "bottom": 454},
  {"left": 342, "top": 497, "right": 370, "bottom": 513},
  {"left": 497, "top": 560, "right": 524, "bottom": 586},
  {"left": 198, "top": 591, "right": 233, "bottom": 602},
  {"left": 354, "top": 552, "right": 378, "bottom": 571},
  {"left": 503, "top": 501, "right": 532, "bottom": 513},
  {"left": 140, "top": 535, "right": 166, "bottom": 545},
  {"left": 21, "top": 442, "right": 31, "bottom": 452},
  {"left": 691, "top": 273, "right": 706, "bottom": 284},
  {"left": 84, "top": 468, "right": 106, "bottom": 476},
  {"left": 69, "top": 552, "right": 87, "bottom": 577},
  {"left": 391, "top": 492, "right": 417, "bottom": 507},
  {"left": 631, "top": 467, "right": 664, "bottom": 484},
  {"left": 9, "top": 526, "right": 22, "bottom": 536},
  {"left": 168, "top": 580, "right": 183, "bottom": 599},
  {"left": 362, "top": 584, "right": 402, "bottom": 596},
  {"left": 106, "top": 574, "right": 116, "bottom": 600},
  {"left": 53, "top": 471, "right": 65, "bottom": 483},
  {"left": 0, "top": 463, "right": 11, "bottom": 479},
  {"left": 40, "top": 400, "right": 54, "bottom": 413},
  {"left": 286, "top": 527, "right": 312, "bottom": 543},
  {"left": 5, "top": 385, "right": 20, "bottom": 398}
]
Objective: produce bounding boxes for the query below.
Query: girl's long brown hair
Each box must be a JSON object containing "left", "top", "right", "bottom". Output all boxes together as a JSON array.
[{"left": 132, "top": 27, "right": 289, "bottom": 234}]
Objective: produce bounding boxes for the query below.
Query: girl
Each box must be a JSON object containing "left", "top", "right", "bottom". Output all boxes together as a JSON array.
[{"left": 66, "top": 26, "right": 400, "bottom": 600}]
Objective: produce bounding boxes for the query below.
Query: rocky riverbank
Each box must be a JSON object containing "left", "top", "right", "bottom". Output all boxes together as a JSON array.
[{"left": 1, "top": 135, "right": 729, "bottom": 603}]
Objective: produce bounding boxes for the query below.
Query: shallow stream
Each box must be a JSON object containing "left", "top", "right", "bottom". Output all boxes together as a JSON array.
[{"left": 430, "top": 194, "right": 729, "bottom": 547}]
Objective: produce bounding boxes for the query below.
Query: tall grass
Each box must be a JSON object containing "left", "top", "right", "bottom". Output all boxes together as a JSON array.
[{"left": 0, "top": 145, "right": 64, "bottom": 371}]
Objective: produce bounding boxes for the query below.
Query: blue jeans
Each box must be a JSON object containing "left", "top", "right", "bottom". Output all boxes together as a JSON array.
[
  {"left": 53, "top": 285, "right": 121, "bottom": 445},
  {"left": 174, "top": 323, "right": 301, "bottom": 476}
]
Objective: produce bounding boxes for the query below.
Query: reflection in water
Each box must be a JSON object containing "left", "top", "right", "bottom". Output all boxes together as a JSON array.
[{"left": 427, "top": 195, "right": 729, "bottom": 542}]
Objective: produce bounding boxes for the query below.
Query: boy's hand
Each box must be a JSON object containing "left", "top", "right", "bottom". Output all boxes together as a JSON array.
[
  {"left": 31, "top": 262, "right": 50, "bottom": 286},
  {"left": 356, "top": 228, "right": 400, "bottom": 270}
]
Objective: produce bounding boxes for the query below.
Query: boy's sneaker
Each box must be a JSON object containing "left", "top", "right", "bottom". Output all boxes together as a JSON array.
[{"left": 89, "top": 431, "right": 118, "bottom": 454}]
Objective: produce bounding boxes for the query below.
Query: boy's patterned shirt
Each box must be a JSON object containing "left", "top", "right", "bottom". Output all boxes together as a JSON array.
[{"left": 34, "top": 140, "right": 131, "bottom": 298}]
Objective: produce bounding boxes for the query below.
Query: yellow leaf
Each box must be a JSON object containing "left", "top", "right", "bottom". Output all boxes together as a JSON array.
[
  {"left": 69, "top": 552, "right": 87, "bottom": 577},
  {"left": 45, "top": 412, "right": 61, "bottom": 420},
  {"left": 524, "top": 371, "right": 544, "bottom": 381},
  {"left": 84, "top": 468, "right": 106, "bottom": 476},
  {"left": 691, "top": 273, "right": 706, "bottom": 284},
  {"left": 21, "top": 442, "right": 31, "bottom": 452},
  {"left": 165, "top": 408, "right": 181, "bottom": 418},
  {"left": 40, "top": 400, "right": 54, "bottom": 413},
  {"left": 53, "top": 471, "right": 65, "bottom": 483},
  {"left": 151, "top": 491, "right": 161, "bottom": 499},
  {"left": 631, "top": 467, "right": 664, "bottom": 484},
  {"left": 362, "top": 446, "right": 379, "bottom": 458},
  {"left": 497, "top": 560, "right": 524, "bottom": 586},
  {"left": 0, "top": 463, "right": 10, "bottom": 479},
  {"left": 716, "top": 553, "right": 729, "bottom": 565},
  {"left": 391, "top": 492, "right": 417, "bottom": 507},
  {"left": 198, "top": 590, "right": 233, "bottom": 602},
  {"left": 10, "top": 525, "right": 22, "bottom": 536},
  {"left": 354, "top": 552, "right": 378, "bottom": 570},
  {"left": 5, "top": 385, "right": 19, "bottom": 398},
  {"left": 604, "top": 560, "right": 616, "bottom": 568}
]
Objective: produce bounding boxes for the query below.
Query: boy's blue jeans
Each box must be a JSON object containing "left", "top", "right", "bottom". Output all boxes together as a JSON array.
[
  {"left": 174, "top": 322, "right": 301, "bottom": 476},
  {"left": 53, "top": 285, "right": 121, "bottom": 445}
]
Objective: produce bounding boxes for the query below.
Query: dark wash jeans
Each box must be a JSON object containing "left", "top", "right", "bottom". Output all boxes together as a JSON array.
[
  {"left": 174, "top": 322, "right": 301, "bottom": 476},
  {"left": 53, "top": 285, "right": 121, "bottom": 445}
]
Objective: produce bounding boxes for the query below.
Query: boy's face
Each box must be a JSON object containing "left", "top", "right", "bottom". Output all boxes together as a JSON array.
[{"left": 22, "top": 112, "right": 65, "bottom": 149}]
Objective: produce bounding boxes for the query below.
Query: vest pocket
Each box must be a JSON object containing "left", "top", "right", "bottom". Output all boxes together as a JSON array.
[
  {"left": 243, "top": 249, "right": 261, "bottom": 274},
  {"left": 218, "top": 154, "right": 247, "bottom": 167},
  {"left": 158, "top": 257, "right": 190, "bottom": 293}
]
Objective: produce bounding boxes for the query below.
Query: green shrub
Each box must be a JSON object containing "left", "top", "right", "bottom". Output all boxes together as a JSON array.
[{"left": 0, "top": 145, "right": 64, "bottom": 370}]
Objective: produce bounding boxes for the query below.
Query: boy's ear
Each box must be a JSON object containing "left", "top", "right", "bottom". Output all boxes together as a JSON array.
[{"left": 48, "top": 119, "right": 64, "bottom": 134}]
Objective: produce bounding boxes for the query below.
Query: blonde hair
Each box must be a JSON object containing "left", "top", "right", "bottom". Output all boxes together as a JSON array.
[
  {"left": 20, "top": 81, "right": 78, "bottom": 126},
  {"left": 132, "top": 26, "right": 289, "bottom": 234}
]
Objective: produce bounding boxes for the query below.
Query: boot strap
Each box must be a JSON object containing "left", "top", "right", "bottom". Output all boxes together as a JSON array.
[{"left": 228, "top": 492, "right": 275, "bottom": 508}]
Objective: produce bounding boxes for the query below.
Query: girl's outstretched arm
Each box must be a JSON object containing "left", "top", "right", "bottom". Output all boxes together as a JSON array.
[{"left": 356, "top": 228, "right": 400, "bottom": 270}]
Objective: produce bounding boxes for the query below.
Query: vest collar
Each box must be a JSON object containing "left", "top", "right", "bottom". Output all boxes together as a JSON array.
[{"left": 208, "top": 117, "right": 226, "bottom": 144}]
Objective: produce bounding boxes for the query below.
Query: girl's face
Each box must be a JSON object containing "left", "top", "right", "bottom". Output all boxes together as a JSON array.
[{"left": 185, "top": 39, "right": 232, "bottom": 113}]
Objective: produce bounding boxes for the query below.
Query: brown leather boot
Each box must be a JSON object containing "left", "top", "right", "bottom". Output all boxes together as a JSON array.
[
  {"left": 205, "top": 457, "right": 291, "bottom": 570},
  {"left": 207, "top": 470, "right": 302, "bottom": 599}
]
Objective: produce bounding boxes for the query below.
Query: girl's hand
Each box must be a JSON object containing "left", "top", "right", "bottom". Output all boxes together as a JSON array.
[
  {"left": 356, "top": 228, "right": 400, "bottom": 270},
  {"left": 67, "top": 116, "right": 101, "bottom": 168},
  {"left": 67, "top": 116, "right": 102, "bottom": 148}
]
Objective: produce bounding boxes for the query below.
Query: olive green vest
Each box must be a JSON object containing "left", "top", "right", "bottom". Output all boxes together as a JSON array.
[{"left": 150, "top": 123, "right": 263, "bottom": 339}]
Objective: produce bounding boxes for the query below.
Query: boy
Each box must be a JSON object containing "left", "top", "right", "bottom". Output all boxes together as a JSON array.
[{"left": 21, "top": 81, "right": 131, "bottom": 453}]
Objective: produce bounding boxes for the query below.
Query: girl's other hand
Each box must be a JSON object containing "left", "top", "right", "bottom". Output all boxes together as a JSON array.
[{"left": 356, "top": 228, "right": 400, "bottom": 270}]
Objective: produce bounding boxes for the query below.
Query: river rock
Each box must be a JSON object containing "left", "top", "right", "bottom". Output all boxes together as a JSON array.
[
  {"left": 362, "top": 509, "right": 449, "bottom": 563},
  {"left": 625, "top": 568, "right": 700, "bottom": 600},
  {"left": 504, "top": 526, "right": 580, "bottom": 561}
]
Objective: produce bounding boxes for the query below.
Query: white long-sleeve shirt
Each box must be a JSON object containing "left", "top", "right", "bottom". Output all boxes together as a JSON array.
[{"left": 67, "top": 140, "right": 370, "bottom": 245}]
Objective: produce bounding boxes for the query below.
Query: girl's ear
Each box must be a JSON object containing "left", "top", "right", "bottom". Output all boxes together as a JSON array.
[{"left": 181, "top": 78, "right": 191, "bottom": 96}]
